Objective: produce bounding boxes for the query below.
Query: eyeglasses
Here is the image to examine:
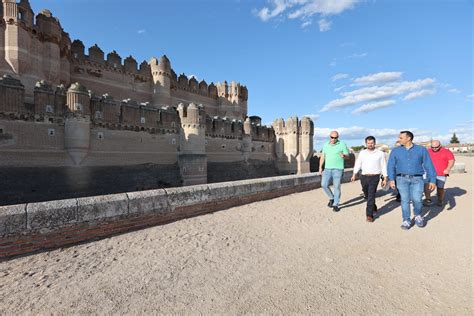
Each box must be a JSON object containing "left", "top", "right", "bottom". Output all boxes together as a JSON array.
[
  {"left": 330, "top": 136, "right": 338, "bottom": 139},
  {"left": 431, "top": 146, "right": 441, "bottom": 150}
]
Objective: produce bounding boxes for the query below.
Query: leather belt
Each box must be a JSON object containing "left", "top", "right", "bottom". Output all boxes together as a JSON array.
[
  {"left": 362, "top": 174, "right": 380, "bottom": 176},
  {"left": 397, "top": 173, "right": 423, "bottom": 177}
]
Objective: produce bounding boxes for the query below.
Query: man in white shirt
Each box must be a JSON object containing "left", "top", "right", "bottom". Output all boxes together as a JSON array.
[{"left": 351, "top": 136, "right": 387, "bottom": 222}]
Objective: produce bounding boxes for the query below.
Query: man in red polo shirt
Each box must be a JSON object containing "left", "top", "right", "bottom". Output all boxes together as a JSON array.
[{"left": 423, "top": 140, "right": 455, "bottom": 206}]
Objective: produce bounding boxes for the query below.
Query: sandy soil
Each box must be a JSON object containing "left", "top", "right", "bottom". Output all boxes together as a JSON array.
[{"left": 1, "top": 156, "right": 472, "bottom": 314}]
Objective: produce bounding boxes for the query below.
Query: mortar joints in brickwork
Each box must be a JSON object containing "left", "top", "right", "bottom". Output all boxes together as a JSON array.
[
  {"left": 125, "top": 193, "right": 130, "bottom": 215},
  {"left": 162, "top": 188, "right": 172, "bottom": 211},
  {"left": 23, "top": 203, "right": 28, "bottom": 231}
]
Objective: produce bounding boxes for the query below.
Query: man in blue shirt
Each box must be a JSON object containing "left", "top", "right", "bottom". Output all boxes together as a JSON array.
[{"left": 388, "top": 131, "right": 436, "bottom": 230}]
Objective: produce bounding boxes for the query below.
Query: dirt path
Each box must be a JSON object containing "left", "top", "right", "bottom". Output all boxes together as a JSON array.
[{"left": 1, "top": 158, "right": 472, "bottom": 314}]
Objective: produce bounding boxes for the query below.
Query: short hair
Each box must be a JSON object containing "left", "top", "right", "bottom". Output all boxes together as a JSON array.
[
  {"left": 365, "top": 136, "right": 376, "bottom": 143},
  {"left": 400, "top": 130, "right": 414, "bottom": 141}
]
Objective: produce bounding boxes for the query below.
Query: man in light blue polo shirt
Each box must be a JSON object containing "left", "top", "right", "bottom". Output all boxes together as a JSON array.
[{"left": 318, "top": 131, "right": 349, "bottom": 212}]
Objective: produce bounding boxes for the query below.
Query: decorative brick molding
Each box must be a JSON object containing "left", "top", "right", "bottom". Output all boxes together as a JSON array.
[{"left": 0, "top": 171, "right": 352, "bottom": 260}]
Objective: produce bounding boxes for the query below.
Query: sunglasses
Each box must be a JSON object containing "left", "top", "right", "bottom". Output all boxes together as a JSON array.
[
  {"left": 431, "top": 146, "right": 441, "bottom": 150},
  {"left": 330, "top": 136, "right": 338, "bottom": 139}
]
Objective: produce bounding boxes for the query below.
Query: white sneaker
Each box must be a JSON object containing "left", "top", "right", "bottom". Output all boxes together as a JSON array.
[
  {"left": 401, "top": 220, "right": 411, "bottom": 230},
  {"left": 415, "top": 215, "right": 424, "bottom": 228}
]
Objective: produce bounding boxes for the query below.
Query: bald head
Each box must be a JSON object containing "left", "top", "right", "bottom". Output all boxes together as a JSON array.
[
  {"left": 329, "top": 131, "right": 339, "bottom": 144},
  {"left": 431, "top": 139, "right": 441, "bottom": 150}
]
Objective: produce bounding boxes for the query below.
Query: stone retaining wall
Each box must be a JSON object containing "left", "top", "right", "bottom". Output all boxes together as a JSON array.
[{"left": 0, "top": 171, "right": 352, "bottom": 260}]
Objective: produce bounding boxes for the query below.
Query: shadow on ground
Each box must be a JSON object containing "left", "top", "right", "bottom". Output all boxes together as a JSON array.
[{"left": 421, "top": 186, "right": 467, "bottom": 224}]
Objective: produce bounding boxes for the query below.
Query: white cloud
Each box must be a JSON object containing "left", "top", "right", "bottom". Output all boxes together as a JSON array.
[
  {"left": 255, "top": 0, "right": 287, "bottom": 22},
  {"left": 353, "top": 71, "right": 402, "bottom": 85},
  {"left": 313, "top": 123, "right": 474, "bottom": 148},
  {"left": 301, "top": 20, "right": 312, "bottom": 28},
  {"left": 351, "top": 100, "right": 396, "bottom": 114},
  {"left": 345, "top": 52, "right": 367, "bottom": 59},
  {"left": 255, "top": 0, "right": 360, "bottom": 32},
  {"left": 447, "top": 88, "right": 461, "bottom": 93},
  {"left": 339, "top": 42, "right": 355, "bottom": 47},
  {"left": 329, "top": 60, "right": 337, "bottom": 67},
  {"left": 321, "top": 77, "right": 436, "bottom": 112},
  {"left": 448, "top": 120, "right": 474, "bottom": 143},
  {"left": 318, "top": 18, "right": 331, "bottom": 31},
  {"left": 403, "top": 89, "right": 436, "bottom": 101},
  {"left": 331, "top": 73, "right": 349, "bottom": 82},
  {"left": 314, "top": 126, "right": 402, "bottom": 140},
  {"left": 137, "top": 29, "right": 146, "bottom": 34},
  {"left": 303, "top": 114, "right": 320, "bottom": 121},
  {"left": 334, "top": 85, "right": 345, "bottom": 92},
  {"left": 466, "top": 93, "right": 474, "bottom": 99},
  {"left": 313, "top": 126, "right": 439, "bottom": 147}
]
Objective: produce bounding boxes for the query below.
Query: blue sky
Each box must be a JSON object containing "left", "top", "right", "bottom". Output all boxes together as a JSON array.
[{"left": 31, "top": 0, "right": 473, "bottom": 148}]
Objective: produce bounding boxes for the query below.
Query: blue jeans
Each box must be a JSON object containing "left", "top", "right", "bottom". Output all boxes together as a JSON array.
[
  {"left": 321, "top": 168, "right": 343, "bottom": 206},
  {"left": 396, "top": 175, "right": 424, "bottom": 221}
]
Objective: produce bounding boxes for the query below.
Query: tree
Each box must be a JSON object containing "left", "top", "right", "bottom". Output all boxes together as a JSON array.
[
  {"left": 450, "top": 132, "right": 460, "bottom": 144},
  {"left": 351, "top": 145, "right": 365, "bottom": 152}
]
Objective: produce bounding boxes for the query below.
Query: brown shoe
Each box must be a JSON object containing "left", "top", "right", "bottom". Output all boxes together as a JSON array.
[{"left": 366, "top": 216, "right": 374, "bottom": 222}]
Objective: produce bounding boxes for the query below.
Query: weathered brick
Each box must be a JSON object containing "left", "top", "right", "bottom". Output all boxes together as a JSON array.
[
  {"left": 0, "top": 203, "right": 26, "bottom": 236},
  {"left": 27, "top": 198, "right": 77, "bottom": 233}
]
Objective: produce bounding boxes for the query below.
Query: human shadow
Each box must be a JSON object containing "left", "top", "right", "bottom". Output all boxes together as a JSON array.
[
  {"left": 339, "top": 189, "right": 395, "bottom": 210},
  {"left": 339, "top": 194, "right": 365, "bottom": 209},
  {"left": 445, "top": 186, "right": 467, "bottom": 210},
  {"left": 373, "top": 198, "right": 400, "bottom": 218},
  {"left": 421, "top": 186, "right": 467, "bottom": 223}
]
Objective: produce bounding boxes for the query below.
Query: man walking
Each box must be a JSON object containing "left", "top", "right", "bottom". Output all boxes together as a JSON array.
[
  {"left": 423, "top": 140, "right": 455, "bottom": 206},
  {"left": 387, "top": 131, "right": 436, "bottom": 230},
  {"left": 351, "top": 136, "right": 387, "bottom": 222},
  {"left": 319, "top": 131, "right": 349, "bottom": 212}
]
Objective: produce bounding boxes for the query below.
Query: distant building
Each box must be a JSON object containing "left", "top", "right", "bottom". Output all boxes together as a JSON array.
[{"left": 445, "top": 143, "right": 474, "bottom": 153}]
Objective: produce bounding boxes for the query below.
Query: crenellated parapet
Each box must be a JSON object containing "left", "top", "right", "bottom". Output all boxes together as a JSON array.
[
  {"left": 70, "top": 42, "right": 152, "bottom": 80},
  {"left": 272, "top": 116, "right": 314, "bottom": 174},
  {"left": 205, "top": 116, "right": 244, "bottom": 139},
  {"left": 0, "top": 74, "right": 25, "bottom": 113},
  {"left": 88, "top": 92, "right": 179, "bottom": 133},
  {"left": 66, "top": 82, "right": 90, "bottom": 116}
]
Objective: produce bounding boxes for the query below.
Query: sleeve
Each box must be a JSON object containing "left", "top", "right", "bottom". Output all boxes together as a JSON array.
[
  {"left": 387, "top": 150, "right": 396, "bottom": 181},
  {"left": 380, "top": 152, "right": 388, "bottom": 177},
  {"left": 447, "top": 149, "right": 455, "bottom": 161},
  {"left": 321, "top": 143, "right": 327, "bottom": 154},
  {"left": 423, "top": 148, "right": 437, "bottom": 183},
  {"left": 353, "top": 151, "right": 362, "bottom": 174},
  {"left": 342, "top": 142, "right": 349, "bottom": 155}
]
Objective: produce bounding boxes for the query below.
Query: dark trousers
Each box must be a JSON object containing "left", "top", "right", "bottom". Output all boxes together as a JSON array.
[{"left": 360, "top": 175, "right": 380, "bottom": 216}]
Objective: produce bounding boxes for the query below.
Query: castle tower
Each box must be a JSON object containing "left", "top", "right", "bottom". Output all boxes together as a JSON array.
[
  {"left": 150, "top": 55, "right": 171, "bottom": 107},
  {"left": 272, "top": 116, "right": 310, "bottom": 175},
  {"left": 2, "top": 0, "right": 24, "bottom": 75},
  {"left": 177, "top": 102, "right": 207, "bottom": 185},
  {"left": 297, "top": 116, "right": 314, "bottom": 174},
  {"left": 64, "top": 82, "right": 91, "bottom": 165},
  {"left": 66, "top": 82, "right": 90, "bottom": 115},
  {"left": 229, "top": 81, "right": 239, "bottom": 103},
  {"left": 1, "top": 2, "right": 66, "bottom": 102},
  {"left": 272, "top": 118, "right": 285, "bottom": 160},
  {"left": 241, "top": 117, "right": 253, "bottom": 162},
  {"left": 0, "top": 74, "right": 25, "bottom": 113},
  {"left": 33, "top": 80, "right": 55, "bottom": 115}
]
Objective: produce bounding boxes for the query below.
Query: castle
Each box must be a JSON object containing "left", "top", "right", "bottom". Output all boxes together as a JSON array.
[{"left": 0, "top": 0, "right": 314, "bottom": 205}]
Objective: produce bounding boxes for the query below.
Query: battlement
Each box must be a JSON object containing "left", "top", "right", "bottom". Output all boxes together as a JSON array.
[
  {"left": 0, "top": 1, "right": 248, "bottom": 120},
  {"left": 273, "top": 116, "right": 314, "bottom": 136},
  {"left": 70, "top": 41, "right": 152, "bottom": 79},
  {"left": 1, "top": 1, "right": 70, "bottom": 47}
]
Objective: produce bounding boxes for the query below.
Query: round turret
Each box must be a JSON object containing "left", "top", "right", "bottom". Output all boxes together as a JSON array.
[{"left": 66, "top": 82, "right": 90, "bottom": 115}]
